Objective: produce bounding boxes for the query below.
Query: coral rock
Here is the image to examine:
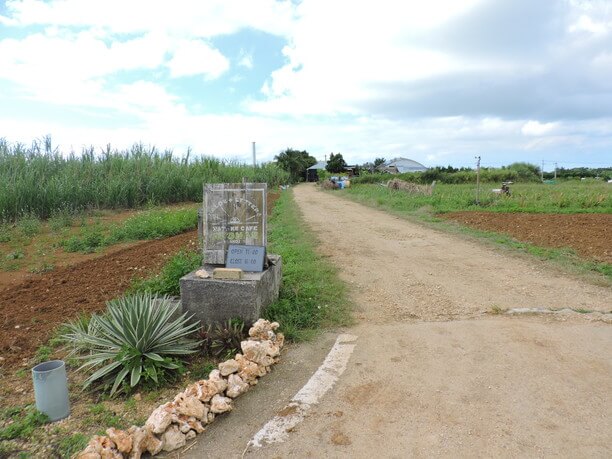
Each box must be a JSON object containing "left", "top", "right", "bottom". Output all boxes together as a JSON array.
[
  {"left": 143, "top": 429, "right": 164, "bottom": 456},
  {"left": 106, "top": 428, "right": 132, "bottom": 454},
  {"left": 162, "top": 425, "right": 186, "bottom": 452},
  {"left": 127, "top": 426, "right": 147, "bottom": 459},
  {"left": 174, "top": 393, "right": 207, "bottom": 420},
  {"left": 184, "top": 380, "right": 216, "bottom": 403},
  {"left": 208, "top": 369, "right": 228, "bottom": 393},
  {"left": 145, "top": 403, "right": 174, "bottom": 434},
  {"left": 172, "top": 414, "right": 208, "bottom": 433},
  {"left": 76, "top": 446, "right": 101, "bottom": 459},
  {"left": 241, "top": 340, "right": 274, "bottom": 366},
  {"left": 186, "top": 430, "right": 196, "bottom": 441},
  {"left": 235, "top": 353, "right": 266, "bottom": 384},
  {"left": 276, "top": 332, "right": 285, "bottom": 349},
  {"left": 261, "top": 340, "right": 281, "bottom": 358},
  {"left": 226, "top": 373, "right": 250, "bottom": 398},
  {"left": 210, "top": 394, "right": 233, "bottom": 414},
  {"left": 218, "top": 359, "right": 240, "bottom": 376},
  {"left": 206, "top": 411, "right": 216, "bottom": 424},
  {"left": 248, "top": 319, "right": 279, "bottom": 341},
  {"left": 100, "top": 449, "right": 123, "bottom": 459}
]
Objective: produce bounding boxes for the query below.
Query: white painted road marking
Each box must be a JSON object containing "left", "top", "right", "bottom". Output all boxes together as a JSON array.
[{"left": 248, "top": 333, "right": 358, "bottom": 448}]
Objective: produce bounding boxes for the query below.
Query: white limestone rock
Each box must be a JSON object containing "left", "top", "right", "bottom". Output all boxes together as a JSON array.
[
  {"left": 174, "top": 393, "right": 207, "bottom": 420},
  {"left": 162, "top": 425, "right": 186, "bottom": 452},
  {"left": 218, "top": 358, "right": 240, "bottom": 376},
  {"left": 210, "top": 394, "right": 233, "bottom": 414},
  {"left": 106, "top": 428, "right": 132, "bottom": 454},
  {"left": 226, "top": 373, "right": 250, "bottom": 398},
  {"left": 208, "top": 369, "right": 228, "bottom": 393},
  {"left": 241, "top": 340, "right": 274, "bottom": 366},
  {"left": 145, "top": 403, "right": 174, "bottom": 434}
]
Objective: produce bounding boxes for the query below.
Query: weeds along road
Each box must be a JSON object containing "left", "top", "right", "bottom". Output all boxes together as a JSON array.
[{"left": 186, "top": 183, "right": 611, "bottom": 458}]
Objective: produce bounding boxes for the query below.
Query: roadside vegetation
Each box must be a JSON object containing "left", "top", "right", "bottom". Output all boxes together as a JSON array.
[
  {"left": 0, "top": 137, "right": 289, "bottom": 222},
  {"left": 337, "top": 180, "right": 611, "bottom": 281},
  {"left": 344, "top": 181, "right": 611, "bottom": 214}
]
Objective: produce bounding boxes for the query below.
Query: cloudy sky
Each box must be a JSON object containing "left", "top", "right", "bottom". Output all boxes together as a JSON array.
[{"left": 1, "top": 0, "right": 611, "bottom": 168}]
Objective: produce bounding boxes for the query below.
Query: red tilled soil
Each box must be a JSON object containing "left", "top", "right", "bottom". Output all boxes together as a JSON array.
[
  {"left": 441, "top": 212, "right": 612, "bottom": 263},
  {"left": 0, "top": 231, "right": 198, "bottom": 367}
]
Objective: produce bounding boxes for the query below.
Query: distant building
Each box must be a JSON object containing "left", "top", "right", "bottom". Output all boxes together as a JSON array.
[
  {"left": 306, "top": 161, "right": 327, "bottom": 182},
  {"left": 306, "top": 161, "right": 358, "bottom": 182},
  {"left": 377, "top": 157, "right": 428, "bottom": 174}
]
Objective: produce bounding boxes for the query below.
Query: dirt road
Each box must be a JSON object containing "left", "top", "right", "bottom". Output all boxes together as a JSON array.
[{"left": 185, "top": 184, "right": 611, "bottom": 458}]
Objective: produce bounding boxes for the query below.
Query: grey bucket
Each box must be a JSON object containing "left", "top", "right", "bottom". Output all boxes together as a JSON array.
[{"left": 31, "top": 360, "right": 70, "bottom": 421}]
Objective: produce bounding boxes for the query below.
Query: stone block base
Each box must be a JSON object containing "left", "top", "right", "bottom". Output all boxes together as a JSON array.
[{"left": 180, "top": 255, "right": 282, "bottom": 326}]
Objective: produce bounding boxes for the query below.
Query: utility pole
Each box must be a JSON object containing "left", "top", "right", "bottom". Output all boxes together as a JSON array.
[
  {"left": 252, "top": 142, "right": 256, "bottom": 168},
  {"left": 541, "top": 160, "right": 544, "bottom": 182},
  {"left": 475, "top": 156, "right": 481, "bottom": 205},
  {"left": 554, "top": 162, "right": 557, "bottom": 180}
]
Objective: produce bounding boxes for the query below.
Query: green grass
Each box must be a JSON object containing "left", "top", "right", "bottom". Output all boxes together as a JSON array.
[
  {"left": 345, "top": 181, "right": 611, "bottom": 214},
  {"left": 130, "top": 249, "right": 201, "bottom": 296},
  {"left": 0, "top": 405, "right": 49, "bottom": 440},
  {"left": 56, "top": 433, "right": 88, "bottom": 459},
  {"left": 60, "top": 207, "right": 198, "bottom": 253},
  {"left": 0, "top": 137, "right": 289, "bottom": 221},
  {"left": 85, "top": 403, "right": 128, "bottom": 430},
  {"left": 264, "top": 190, "right": 352, "bottom": 340}
]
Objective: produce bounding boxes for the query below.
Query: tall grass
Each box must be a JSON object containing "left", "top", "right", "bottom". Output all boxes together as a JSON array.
[
  {"left": 0, "top": 137, "right": 289, "bottom": 221},
  {"left": 344, "top": 181, "right": 611, "bottom": 214}
]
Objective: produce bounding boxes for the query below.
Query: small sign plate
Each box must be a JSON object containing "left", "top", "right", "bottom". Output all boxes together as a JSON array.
[{"left": 226, "top": 245, "right": 266, "bottom": 272}]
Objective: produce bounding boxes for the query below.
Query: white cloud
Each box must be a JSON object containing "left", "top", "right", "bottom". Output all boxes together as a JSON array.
[
  {"left": 167, "top": 40, "right": 230, "bottom": 79},
  {"left": 2, "top": 0, "right": 296, "bottom": 38},
  {"left": 521, "top": 121, "right": 559, "bottom": 137}
]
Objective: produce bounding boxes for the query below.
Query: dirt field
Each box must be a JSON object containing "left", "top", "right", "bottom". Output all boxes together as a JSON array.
[
  {"left": 441, "top": 211, "right": 611, "bottom": 263},
  {"left": 184, "top": 184, "right": 612, "bottom": 458},
  {"left": 0, "top": 193, "right": 280, "bottom": 370},
  {"left": 0, "top": 231, "right": 198, "bottom": 367}
]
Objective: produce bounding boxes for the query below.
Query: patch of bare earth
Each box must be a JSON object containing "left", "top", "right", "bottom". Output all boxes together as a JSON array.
[
  {"left": 440, "top": 211, "right": 612, "bottom": 263},
  {"left": 0, "top": 230, "right": 198, "bottom": 368}
]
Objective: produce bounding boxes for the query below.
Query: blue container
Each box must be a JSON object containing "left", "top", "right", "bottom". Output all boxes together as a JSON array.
[{"left": 32, "top": 360, "right": 70, "bottom": 421}]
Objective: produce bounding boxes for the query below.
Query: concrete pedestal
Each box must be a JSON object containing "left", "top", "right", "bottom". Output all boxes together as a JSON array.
[{"left": 180, "top": 255, "right": 282, "bottom": 326}]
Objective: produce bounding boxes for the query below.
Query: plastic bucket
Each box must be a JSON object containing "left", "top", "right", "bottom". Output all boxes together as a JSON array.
[{"left": 31, "top": 360, "right": 70, "bottom": 421}]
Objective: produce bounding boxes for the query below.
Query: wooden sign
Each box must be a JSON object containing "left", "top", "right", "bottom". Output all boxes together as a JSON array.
[
  {"left": 225, "top": 245, "right": 266, "bottom": 272},
  {"left": 204, "top": 183, "right": 267, "bottom": 264}
]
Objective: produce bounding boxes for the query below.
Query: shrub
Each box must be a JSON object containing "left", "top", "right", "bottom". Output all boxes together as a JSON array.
[{"left": 62, "top": 294, "right": 200, "bottom": 395}]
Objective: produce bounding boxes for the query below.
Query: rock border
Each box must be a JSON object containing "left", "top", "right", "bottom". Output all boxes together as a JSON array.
[{"left": 77, "top": 319, "right": 284, "bottom": 459}]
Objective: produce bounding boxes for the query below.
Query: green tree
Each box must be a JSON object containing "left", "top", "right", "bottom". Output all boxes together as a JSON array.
[
  {"left": 373, "top": 157, "right": 386, "bottom": 168},
  {"left": 274, "top": 148, "right": 317, "bottom": 183},
  {"left": 326, "top": 153, "right": 347, "bottom": 173},
  {"left": 506, "top": 162, "right": 540, "bottom": 181}
]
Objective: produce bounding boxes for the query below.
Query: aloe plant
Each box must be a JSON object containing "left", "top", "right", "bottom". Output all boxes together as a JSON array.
[{"left": 62, "top": 294, "right": 200, "bottom": 395}]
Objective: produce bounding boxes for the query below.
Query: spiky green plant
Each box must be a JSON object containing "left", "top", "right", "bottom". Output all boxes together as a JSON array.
[
  {"left": 207, "top": 319, "right": 246, "bottom": 358},
  {"left": 62, "top": 294, "right": 200, "bottom": 395}
]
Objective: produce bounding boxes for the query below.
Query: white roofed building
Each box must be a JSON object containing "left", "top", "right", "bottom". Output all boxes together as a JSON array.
[{"left": 377, "top": 158, "right": 428, "bottom": 174}]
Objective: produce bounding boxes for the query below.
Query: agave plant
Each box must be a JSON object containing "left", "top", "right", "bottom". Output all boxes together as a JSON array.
[{"left": 62, "top": 294, "right": 200, "bottom": 395}]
